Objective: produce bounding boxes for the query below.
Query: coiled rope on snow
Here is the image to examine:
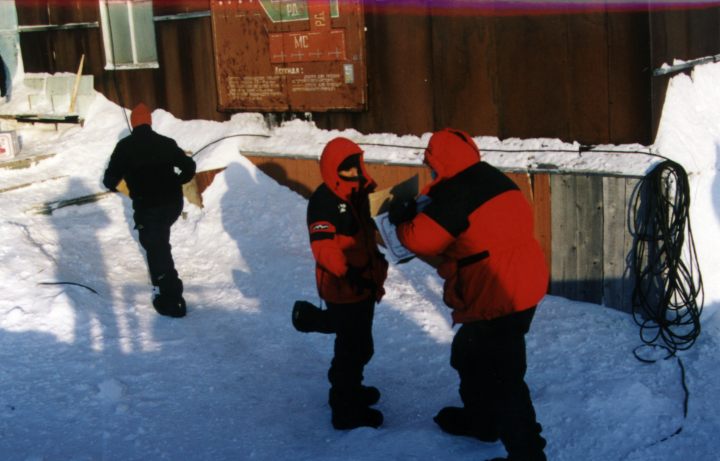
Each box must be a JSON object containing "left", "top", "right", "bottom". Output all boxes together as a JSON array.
[{"left": 629, "top": 159, "right": 704, "bottom": 446}]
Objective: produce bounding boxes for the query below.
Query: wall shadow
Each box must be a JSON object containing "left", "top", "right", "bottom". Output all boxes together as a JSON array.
[
  {"left": 216, "top": 161, "right": 463, "bottom": 442},
  {"left": 48, "top": 178, "right": 124, "bottom": 354},
  {"left": 714, "top": 145, "right": 720, "bottom": 223},
  {"left": 254, "top": 161, "right": 313, "bottom": 198}
]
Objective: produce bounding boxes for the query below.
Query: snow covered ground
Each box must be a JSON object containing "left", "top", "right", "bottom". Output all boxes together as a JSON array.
[{"left": 0, "top": 60, "right": 719, "bottom": 460}]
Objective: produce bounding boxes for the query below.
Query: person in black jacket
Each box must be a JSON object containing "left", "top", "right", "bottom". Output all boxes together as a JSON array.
[
  {"left": 103, "top": 103, "right": 196, "bottom": 318},
  {"left": 0, "top": 52, "right": 7, "bottom": 98}
]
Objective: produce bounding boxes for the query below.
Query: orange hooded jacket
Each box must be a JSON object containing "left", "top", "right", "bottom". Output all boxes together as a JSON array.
[
  {"left": 397, "top": 129, "right": 548, "bottom": 322},
  {"left": 307, "top": 138, "right": 388, "bottom": 304}
]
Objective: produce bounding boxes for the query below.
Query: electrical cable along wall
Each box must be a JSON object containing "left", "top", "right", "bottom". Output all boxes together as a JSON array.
[
  {"left": 624, "top": 160, "right": 704, "bottom": 448},
  {"left": 630, "top": 160, "right": 703, "bottom": 356}
]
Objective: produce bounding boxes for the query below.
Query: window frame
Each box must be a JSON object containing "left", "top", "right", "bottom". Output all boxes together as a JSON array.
[{"left": 99, "top": 0, "right": 159, "bottom": 71}]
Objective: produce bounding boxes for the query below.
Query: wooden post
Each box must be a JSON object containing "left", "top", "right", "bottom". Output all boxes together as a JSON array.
[{"left": 69, "top": 54, "right": 85, "bottom": 114}]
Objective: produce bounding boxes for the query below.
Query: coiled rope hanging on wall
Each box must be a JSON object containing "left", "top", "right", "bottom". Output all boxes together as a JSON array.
[
  {"left": 630, "top": 159, "right": 704, "bottom": 358},
  {"left": 628, "top": 159, "right": 704, "bottom": 446}
]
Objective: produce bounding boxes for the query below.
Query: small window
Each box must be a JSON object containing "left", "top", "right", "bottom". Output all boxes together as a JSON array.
[{"left": 99, "top": 0, "right": 158, "bottom": 70}]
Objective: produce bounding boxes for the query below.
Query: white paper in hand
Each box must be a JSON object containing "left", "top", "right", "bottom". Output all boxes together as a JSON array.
[{"left": 374, "top": 212, "right": 415, "bottom": 264}]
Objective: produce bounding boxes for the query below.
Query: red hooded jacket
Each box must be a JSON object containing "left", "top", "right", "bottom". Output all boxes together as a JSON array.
[
  {"left": 307, "top": 138, "right": 388, "bottom": 304},
  {"left": 397, "top": 129, "right": 548, "bottom": 322}
]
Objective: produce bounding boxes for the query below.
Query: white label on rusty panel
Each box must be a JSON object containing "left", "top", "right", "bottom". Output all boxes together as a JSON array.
[
  {"left": 343, "top": 63, "right": 354, "bottom": 84},
  {"left": 0, "top": 131, "right": 18, "bottom": 160}
]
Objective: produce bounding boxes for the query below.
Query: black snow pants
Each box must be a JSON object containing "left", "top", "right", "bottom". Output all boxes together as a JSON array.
[
  {"left": 451, "top": 307, "right": 546, "bottom": 461},
  {"left": 133, "top": 199, "right": 184, "bottom": 299},
  {"left": 326, "top": 298, "right": 375, "bottom": 403}
]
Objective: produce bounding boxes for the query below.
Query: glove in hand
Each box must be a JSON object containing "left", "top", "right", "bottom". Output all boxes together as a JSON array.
[{"left": 388, "top": 199, "right": 417, "bottom": 226}]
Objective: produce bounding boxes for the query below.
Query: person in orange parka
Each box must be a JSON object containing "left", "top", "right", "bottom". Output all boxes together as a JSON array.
[
  {"left": 298, "top": 137, "right": 388, "bottom": 430},
  {"left": 391, "top": 129, "right": 548, "bottom": 461}
]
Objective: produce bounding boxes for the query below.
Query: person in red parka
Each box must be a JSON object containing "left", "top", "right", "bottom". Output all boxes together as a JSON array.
[
  {"left": 391, "top": 128, "right": 548, "bottom": 461},
  {"left": 295, "top": 137, "right": 388, "bottom": 430}
]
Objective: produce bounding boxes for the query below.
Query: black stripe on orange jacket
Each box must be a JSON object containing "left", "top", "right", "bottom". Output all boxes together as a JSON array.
[{"left": 397, "top": 129, "right": 548, "bottom": 322}]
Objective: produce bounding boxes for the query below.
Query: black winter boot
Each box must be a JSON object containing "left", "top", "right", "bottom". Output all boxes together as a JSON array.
[
  {"left": 292, "top": 301, "right": 334, "bottom": 333},
  {"left": 497, "top": 422, "right": 547, "bottom": 461},
  {"left": 434, "top": 406, "right": 499, "bottom": 443},
  {"left": 359, "top": 385, "right": 381, "bottom": 407},
  {"left": 153, "top": 294, "right": 186, "bottom": 318},
  {"left": 331, "top": 405, "right": 383, "bottom": 430},
  {"left": 486, "top": 456, "right": 546, "bottom": 461},
  {"left": 329, "top": 387, "right": 383, "bottom": 430},
  {"left": 329, "top": 386, "right": 381, "bottom": 408},
  {"left": 153, "top": 274, "right": 186, "bottom": 318}
]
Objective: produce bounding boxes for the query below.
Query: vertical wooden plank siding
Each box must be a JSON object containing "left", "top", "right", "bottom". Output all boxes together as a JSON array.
[
  {"left": 623, "top": 178, "right": 640, "bottom": 310},
  {"left": 602, "top": 176, "right": 626, "bottom": 309},
  {"left": 429, "top": 14, "right": 499, "bottom": 135},
  {"left": 507, "top": 172, "right": 532, "bottom": 205},
  {"left": 550, "top": 175, "right": 578, "bottom": 300},
  {"left": 549, "top": 174, "right": 637, "bottom": 310},
  {"left": 494, "top": 15, "right": 571, "bottom": 140},
  {"left": 607, "top": 12, "right": 651, "bottom": 144},
  {"left": 532, "top": 174, "right": 552, "bottom": 273},
  {"left": 508, "top": 172, "right": 552, "bottom": 274},
  {"left": 602, "top": 176, "right": 638, "bottom": 312},
  {"left": 574, "top": 175, "right": 604, "bottom": 304},
  {"left": 356, "top": 9, "right": 435, "bottom": 135},
  {"left": 566, "top": 10, "right": 611, "bottom": 143}
]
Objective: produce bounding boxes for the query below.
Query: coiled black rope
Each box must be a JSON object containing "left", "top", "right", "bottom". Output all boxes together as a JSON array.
[
  {"left": 630, "top": 159, "right": 704, "bottom": 356},
  {"left": 629, "top": 160, "right": 703, "bottom": 446}
]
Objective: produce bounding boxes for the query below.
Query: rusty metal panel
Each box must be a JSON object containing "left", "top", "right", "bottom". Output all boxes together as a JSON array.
[
  {"left": 210, "top": 0, "right": 366, "bottom": 112},
  {"left": 532, "top": 173, "right": 552, "bottom": 273}
]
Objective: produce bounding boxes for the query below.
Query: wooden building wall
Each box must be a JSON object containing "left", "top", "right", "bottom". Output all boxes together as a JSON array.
[
  {"left": 12, "top": 1, "right": 715, "bottom": 311},
  {"left": 196, "top": 155, "right": 637, "bottom": 311},
  {"left": 14, "top": 1, "right": 720, "bottom": 146},
  {"left": 549, "top": 174, "right": 640, "bottom": 312},
  {"left": 16, "top": 1, "right": 222, "bottom": 123},
  {"left": 649, "top": 6, "right": 720, "bottom": 137}
]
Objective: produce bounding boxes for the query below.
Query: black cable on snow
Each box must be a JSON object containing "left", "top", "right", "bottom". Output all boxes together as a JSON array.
[
  {"left": 38, "top": 281, "right": 99, "bottom": 295},
  {"left": 191, "top": 133, "right": 271, "bottom": 158},
  {"left": 629, "top": 159, "right": 703, "bottom": 447},
  {"left": 630, "top": 160, "right": 703, "bottom": 356}
]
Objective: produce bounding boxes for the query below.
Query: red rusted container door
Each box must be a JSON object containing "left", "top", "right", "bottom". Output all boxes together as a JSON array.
[{"left": 210, "top": 0, "right": 366, "bottom": 112}]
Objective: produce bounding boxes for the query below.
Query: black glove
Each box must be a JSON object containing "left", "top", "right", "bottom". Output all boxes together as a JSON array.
[
  {"left": 346, "top": 266, "right": 376, "bottom": 295},
  {"left": 103, "top": 175, "right": 119, "bottom": 192},
  {"left": 388, "top": 198, "right": 417, "bottom": 226}
]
